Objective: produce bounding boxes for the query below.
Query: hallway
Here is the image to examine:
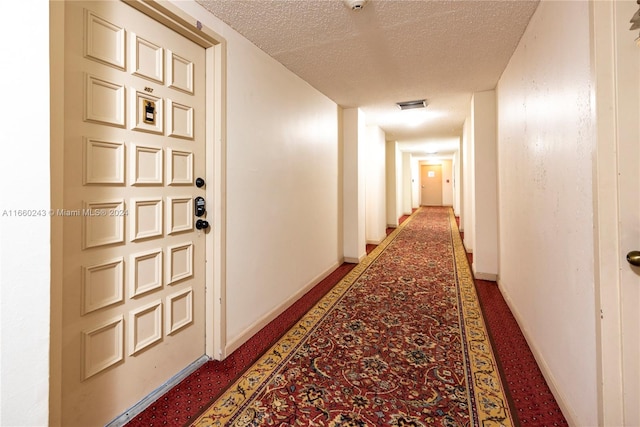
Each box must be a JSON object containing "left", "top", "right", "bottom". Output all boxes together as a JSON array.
[
  {"left": 2, "top": 1, "right": 637, "bottom": 426},
  {"left": 127, "top": 208, "right": 566, "bottom": 426}
]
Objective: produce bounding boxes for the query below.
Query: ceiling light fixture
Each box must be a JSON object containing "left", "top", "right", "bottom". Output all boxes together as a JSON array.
[
  {"left": 343, "top": 0, "right": 367, "bottom": 11},
  {"left": 397, "top": 99, "right": 428, "bottom": 110}
]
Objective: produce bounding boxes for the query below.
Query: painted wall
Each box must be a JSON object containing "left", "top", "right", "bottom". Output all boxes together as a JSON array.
[
  {"left": 453, "top": 148, "right": 461, "bottom": 217},
  {"left": 411, "top": 156, "right": 420, "bottom": 208},
  {"left": 496, "top": 1, "right": 596, "bottom": 424},
  {"left": 385, "top": 141, "right": 399, "bottom": 227},
  {"left": 365, "top": 125, "right": 387, "bottom": 244},
  {"left": 410, "top": 153, "right": 420, "bottom": 211},
  {"left": 440, "top": 159, "right": 453, "bottom": 207},
  {"left": 461, "top": 114, "right": 474, "bottom": 246},
  {"left": 0, "top": 1, "right": 51, "bottom": 425},
  {"left": 471, "top": 91, "right": 499, "bottom": 279},
  {"left": 172, "top": 1, "right": 342, "bottom": 354},
  {"left": 395, "top": 146, "right": 404, "bottom": 222},
  {"left": 402, "top": 152, "right": 413, "bottom": 214},
  {"left": 343, "top": 108, "right": 367, "bottom": 263}
]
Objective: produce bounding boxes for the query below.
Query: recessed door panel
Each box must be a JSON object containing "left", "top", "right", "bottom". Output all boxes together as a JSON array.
[
  {"left": 167, "top": 196, "right": 194, "bottom": 234},
  {"left": 83, "top": 200, "right": 125, "bottom": 248},
  {"left": 130, "top": 198, "right": 163, "bottom": 241},
  {"left": 128, "top": 300, "right": 163, "bottom": 355},
  {"left": 167, "top": 242, "right": 194, "bottom": 285},
  {"left": 84, "top": 10, "right": 125, "bottom": 70},
  {"left": 129, "top": 248, "right": 163, "bottom": 298},
  {"left": 167, "top": 99, "right": 194, "bottom": 139},
  {"left": 83, "top": 138, "right": 125, "bottom": 185},
  {"left": 131, "top": 32, "right": 164, "bottom": 83},
  {"left": 166, "top": 287, "right": 193, "bottom": 335},
  {"left": 84, "top": 74, "right": 125, "bottom": 127},
  {"left": 131, "top": 144, "right": 163, "bottom": 186},
  {"left": 81, "top": 316, "right": 124, "bottom": 380},
  {"left": 167, "top": 50, "right": 194, "bottom": 94},
  {"left": 167, "top": 149, "right": 193, "bottom": 185},
  {"left": 82, "top": 257, "right": 124, "bottom": 315}
]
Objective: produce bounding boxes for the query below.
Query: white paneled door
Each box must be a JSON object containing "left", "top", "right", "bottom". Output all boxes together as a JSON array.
[{"left": 62, "top": 2, "right": 208, "bottom": 425}]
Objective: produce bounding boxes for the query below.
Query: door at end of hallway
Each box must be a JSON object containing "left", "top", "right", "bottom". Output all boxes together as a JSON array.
[{"left": 420, "top": 164, "right": 443, "bottom": 206}]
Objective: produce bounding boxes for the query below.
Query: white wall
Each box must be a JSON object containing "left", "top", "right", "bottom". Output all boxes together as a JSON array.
[
  {"left": 471, "top": 91, "right": 499, "bottom": 279},
  {"left": 0, "top": 1, "right": 51, "bottom": 425},
  {"left": 173, "top": 1, "right": 342, "bottom": 355},
  {"left": 385, "top": 141, "right": 399, "bottom": 227},
  {"left": 365, "top": 125, "right": 387, "bottom": 244},
  {"left": 453, "top": 147, "right": 461, "bottom": 217},
  {"left": 395, "top": 146, "right": 404, "bottom": 222},
  {"left": 461, "top": 114, "right": 474, "bottom": 246},
  {"left": 496, "top": 1, "right": 596, "bottom": 425},
  {"left": 410, "top": 156, "right": 420, "bottom": 208},
  {"left": 343, "top": 108, "right": 367, "bottom": 263},
  {"left": 402, "top": 152, "right": 413, "bottom": 214},
  {"left": 441, "top": 159, "right": 453, "bottom": 207}
]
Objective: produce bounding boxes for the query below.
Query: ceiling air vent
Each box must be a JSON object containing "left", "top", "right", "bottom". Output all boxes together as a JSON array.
[{"left": 396, "top": 99, "right": 428, "bottom": 110}]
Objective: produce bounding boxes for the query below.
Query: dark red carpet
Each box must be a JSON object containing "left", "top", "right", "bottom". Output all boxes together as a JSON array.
[
  {"left": 126, "top": 213, "right": 567, "bottom": 427},
  {"left": 475, "top": 279, "right": 568, "bottom": 426},
  {"left": 125, "top": 264, "right": 356, "bottom": 426}
]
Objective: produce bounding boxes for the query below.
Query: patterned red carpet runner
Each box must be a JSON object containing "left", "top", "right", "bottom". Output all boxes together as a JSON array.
[{"left": 192, "top": 207, "right": 514, "bottom": 426}]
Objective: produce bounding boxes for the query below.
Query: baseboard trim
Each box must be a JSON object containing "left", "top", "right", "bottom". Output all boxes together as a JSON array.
[
  {"left": 105, "top": 354, "right": 210, "bottom": 427},
  {"left": 473, "top": 271, "right": 498, "bottom": 281},
  {"left": 496, "top": 279, "right": 579, "bottom": 426},
  {"left": 225, "top": 260, "right": 341, "bottom": 356},
  {"left": 344, "top": 255, "right": 365, "bottom": 263}
]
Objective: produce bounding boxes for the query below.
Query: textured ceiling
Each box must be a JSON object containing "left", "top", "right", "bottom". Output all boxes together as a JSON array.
[{"left": 196, "top": 0, "right": 539, "bottom": 155}]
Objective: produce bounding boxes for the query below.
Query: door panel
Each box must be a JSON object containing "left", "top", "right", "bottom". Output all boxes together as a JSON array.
[
  {"left": 63, "top": 2, "right": 207, "bottom": 425},
  {"left": 420, "top": 164, "right": 443, "bottom": 206}
]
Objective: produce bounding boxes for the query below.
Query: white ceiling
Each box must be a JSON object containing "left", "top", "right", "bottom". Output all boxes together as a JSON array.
[{"left": 196, "top": 0, "right": 539, "bottom": 156}]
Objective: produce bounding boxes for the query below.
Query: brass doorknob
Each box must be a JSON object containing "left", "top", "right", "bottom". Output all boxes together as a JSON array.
[{"left": 627, "top": 251, "right": 640, "bottom": 266}]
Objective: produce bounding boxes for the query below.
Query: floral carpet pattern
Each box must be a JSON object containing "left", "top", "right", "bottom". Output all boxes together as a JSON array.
[{"left": 193, "top": 207, "right": 513, "bottom": 427}]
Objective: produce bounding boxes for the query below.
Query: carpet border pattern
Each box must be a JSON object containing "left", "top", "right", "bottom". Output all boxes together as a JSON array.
[
  {"left": 448, "top": 210, "right": 514, "bottom": 427},
  {"left": 192, "top": 208, "right": 513, "bottom": 426}
]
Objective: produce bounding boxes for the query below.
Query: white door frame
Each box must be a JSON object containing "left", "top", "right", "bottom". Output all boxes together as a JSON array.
[
  {"left": 592, "top": 1, "right": 628, "bottom": 425},
  {"left": 49, "top": 1, "right": 227, "bottom": 423}
]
